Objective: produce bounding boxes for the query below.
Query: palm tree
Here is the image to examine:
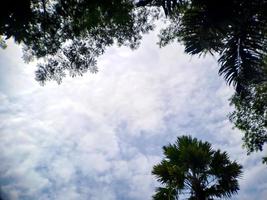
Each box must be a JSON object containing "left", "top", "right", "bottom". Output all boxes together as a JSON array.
[
  {"left": 152, "top": 135, "right": 242, "bottom": 200},
  {"left": 151, "top": 0, "right": 267, "bottom": 94}
]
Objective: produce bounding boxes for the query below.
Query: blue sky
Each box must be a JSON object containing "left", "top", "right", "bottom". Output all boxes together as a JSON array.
[{"left": 0, "top": 29, "right": 266, "bottom": 200}]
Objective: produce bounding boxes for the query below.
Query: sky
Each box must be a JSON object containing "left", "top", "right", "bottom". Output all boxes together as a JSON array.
[{"left": 0, "top": 28, "right": 266, "bottom": 200}]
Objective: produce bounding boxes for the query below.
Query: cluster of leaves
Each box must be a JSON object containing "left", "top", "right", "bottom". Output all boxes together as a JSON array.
[
  {"left": 156, "top": 0, "right": 267, "bottom": 94},
  {"left": 230, "top": 82, "right": 267, "bottom": 163},
  {"left": 1, "top": 0, "right": 157, "bottom": 84},
  {"left": 152, "top": 135, "right": 242, "bottom": 200},
  {"left": 2, "top": 0, "right": 266, "bottom": 89}
]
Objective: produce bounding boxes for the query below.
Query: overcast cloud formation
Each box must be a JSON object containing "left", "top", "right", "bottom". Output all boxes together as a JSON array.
[{"left": 0, "top": 30, "right": 266, "bottom": 200}]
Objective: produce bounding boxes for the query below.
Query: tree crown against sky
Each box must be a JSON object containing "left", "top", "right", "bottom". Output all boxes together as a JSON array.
[
  {"left": 1, "top": 0, "right": 267, "bottom": 162},
  {"left": 152, "top": 135, "right": 242, "bottom": 200},
  {"left": 230, "top": 82, "right": 267, "bottom": 163},
  {"left": 156, "top": 0, "right": 267, "bottom": 94},
  {"left": 1, "top": 0, "right": 157, "bottom": 84},
  {"left": 1, "top": 0, "right": 266, "bottom": 90}
]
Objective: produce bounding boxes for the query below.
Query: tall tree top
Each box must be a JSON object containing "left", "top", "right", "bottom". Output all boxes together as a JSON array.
[{"left": 152, "top": 135, "right": 243, "bottom": 200}]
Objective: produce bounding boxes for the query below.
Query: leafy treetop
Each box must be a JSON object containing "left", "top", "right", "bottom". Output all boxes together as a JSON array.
[
  {"left": 152, "top": 135, "right": 242, "bottom": 200},
  {"left": 1, "top": 0, "right": 157, "bottom": 84},
  {"left": 1, "top": 0, "right": 266, "bottom": 91}
]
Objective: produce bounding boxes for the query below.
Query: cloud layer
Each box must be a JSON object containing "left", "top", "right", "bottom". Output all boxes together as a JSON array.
[{"left": 0, "top": 31, "right": 266, "bottom": 200}]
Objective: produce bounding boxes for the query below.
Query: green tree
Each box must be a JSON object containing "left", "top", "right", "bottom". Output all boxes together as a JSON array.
[
  {"left": 1, "top": 0, "right": 266, "bottom": 90},
  {"left": 152, "top": 0, "right": 267, "bottom": 94},
  {"left": 230, "top": 82, "right": 267, "bottom": 163},
  {"left": 152, "top": 135, "right": 242, "bottom": 200},
  {"left": 0, "top": 0, "right": 156, "bottom": 84}
]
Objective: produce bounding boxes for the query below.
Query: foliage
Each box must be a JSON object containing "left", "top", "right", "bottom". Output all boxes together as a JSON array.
[
  {"left": 152, "top": 135, "right": 242, "bottom": 200},
  {"left": 0, "top": 0, "right": 157, "bottom": 84},
  {"left": 0, "top": 36, "right": 7, "bottom": 49},
  {"left": 1, "top": 0, "right": 266, "bottom": 89},
  {"left": 156, "top": 0, "right": 267, "bottom": 94},
  {"left": 230, "top": 82, "right": 267, "bottom": 163}
]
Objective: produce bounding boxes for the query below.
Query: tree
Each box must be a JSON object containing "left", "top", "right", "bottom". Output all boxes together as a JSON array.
[
  {"left": 152, "top": 0, "right": 267, "bottom": 95},
  {"left": 230, "top": 82, "right": 267, "bottom": 163},
  {"left": 228, "top": 56, "right": 267, "bottom": 163},
  {"left": 1, "top": 0, "right": 266, "bottom": 89},
  {"left": 2, "top": 0, "right": 266, "bottom": 91},
  {"left": 0, "top": 0, "right": 157, "bottom": 84},
  {"left": 152, "top": 135, "right": 242, "bottom": 200}
]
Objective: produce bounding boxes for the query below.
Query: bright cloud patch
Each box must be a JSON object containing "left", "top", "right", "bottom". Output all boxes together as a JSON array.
[{"left": 0, "top": 32, "right": 266, "bottom": 200}]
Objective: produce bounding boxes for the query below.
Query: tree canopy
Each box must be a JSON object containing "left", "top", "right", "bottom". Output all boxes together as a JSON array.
[
  {"left": 1, "top": 0, "right": 267, "bottom": 162},
  {"left": 154, "top": 0, "right": 267, "bottom": 95},
  {"left": 230, "top": 82, "right": 267, "bottom": 163},
  {"left": 152, "top": 135, "right": 242, "bottom": 200},
  {"left": 1, "top": 0, "right": 266, "bottom": 90},
  {"left": 1, "top": 0, "right": 156, "bottom": 84}
]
